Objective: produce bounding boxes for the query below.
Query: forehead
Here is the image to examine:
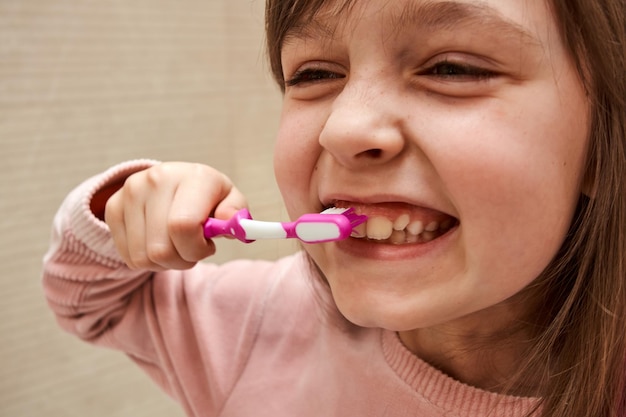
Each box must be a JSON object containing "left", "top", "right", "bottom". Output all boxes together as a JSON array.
[{"left": 284, "top": 0, "right": 548, "bottom": 47}]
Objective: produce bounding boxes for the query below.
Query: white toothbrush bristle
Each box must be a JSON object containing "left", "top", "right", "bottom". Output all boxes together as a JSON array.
[{"left": 321, "top": 207, "right": 349, "bottom": 214}]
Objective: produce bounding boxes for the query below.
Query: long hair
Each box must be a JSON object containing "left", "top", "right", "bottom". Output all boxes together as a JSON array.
[
  {"left": 529, "top": 1, "right": 626, "bottom": 415},
  {"left": 264, "top": 1, "right": 626, "bottom": 415}
]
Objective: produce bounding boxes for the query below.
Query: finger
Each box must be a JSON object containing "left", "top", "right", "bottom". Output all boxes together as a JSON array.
[
  {"left": 143, "top": 180, "right": 200, "bottom": 270},
  {"left": 119, "top": 175, "right": 153, "bottom": 270},
  {"left": 104, "top": 188, "right": 133, "bottom": 266},
  {"left": 212, "top": 183, "right": 248, "bottom": 220},
  {"left": 167, "top": 167, "right": 228, "bottom": 261},
  {"left": 197, "top": 166, "right": 248, "bottom": 220}
]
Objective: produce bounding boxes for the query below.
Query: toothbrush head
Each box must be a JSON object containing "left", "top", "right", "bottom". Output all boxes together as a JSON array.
[
  {"left": 294, "top": 207, "right": 367, "bottom": 243},
  {"left": 321, "top": 207, "right": 367, "bottom": 229}
]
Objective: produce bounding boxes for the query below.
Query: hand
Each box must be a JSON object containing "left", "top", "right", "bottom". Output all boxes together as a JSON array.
[{"left": 104, "top": 162, "right": 247, "bottom": 271}]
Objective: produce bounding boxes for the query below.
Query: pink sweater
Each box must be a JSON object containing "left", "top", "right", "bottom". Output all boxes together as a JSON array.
[{"left": 42, "top": 161, "right": 540, "bottom": 417}]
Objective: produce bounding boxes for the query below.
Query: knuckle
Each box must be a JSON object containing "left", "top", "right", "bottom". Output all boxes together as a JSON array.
[
  {"left": 125, "top": 164, "right": 169, "bottom": 196},
  {"left": 145, "top": 164, "right": 169, "bottom": 186},
  {"left": 128, "top": 253, "right": 148, "bottom": 270},
  {"left": 167, "top": 213, "right": 198, "bottom": 236},
  {"left": 190, "top": 163, "right": 230, "bottom": 187},
  {"left": 145, "top": 242, "right": 173, "bottom": 265},
  {"left": 122, "top": 174, "right": 146, "bottom": 201},
  {"left": 190, "top": 162, "right": 215, "bottom": 177}
]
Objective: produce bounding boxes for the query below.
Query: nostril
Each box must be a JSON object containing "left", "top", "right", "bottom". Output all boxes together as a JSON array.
[{"left": 362, "top": 148, "right": 383, "bottom": 158}]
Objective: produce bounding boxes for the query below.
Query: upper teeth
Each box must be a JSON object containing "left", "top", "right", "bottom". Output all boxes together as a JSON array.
[
  {"left": 393, "top": 214, "right": 410, "bottom": 230},
  {"left": 366, "top": 217, "right": 393, "bottom": 240},
  {"left": 352, "top": 215, "right": 454, "bottom": 244}
]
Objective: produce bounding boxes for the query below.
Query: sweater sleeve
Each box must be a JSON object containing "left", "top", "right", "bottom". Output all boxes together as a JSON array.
[{"left": 42, "top": 161, "right": 286, "bottom": 417}]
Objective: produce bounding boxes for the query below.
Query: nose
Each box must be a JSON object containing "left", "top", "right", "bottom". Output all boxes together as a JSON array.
[{"left": 319, "top": 77, "right": 406, "bottom": 168}]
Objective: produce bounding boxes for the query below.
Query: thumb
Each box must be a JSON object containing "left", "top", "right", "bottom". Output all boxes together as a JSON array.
[{"left": 213, "top": 183, "right": 248, "bottom": 220}]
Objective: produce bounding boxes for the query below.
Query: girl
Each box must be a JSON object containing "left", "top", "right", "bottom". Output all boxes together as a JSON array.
[{"left": 43, "top": 0, "right": 626, "bottom": 416}]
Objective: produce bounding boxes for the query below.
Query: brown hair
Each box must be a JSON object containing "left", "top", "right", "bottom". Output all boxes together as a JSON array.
[{"left": 264, "top": 1, "right": 626, "bottom": 416}]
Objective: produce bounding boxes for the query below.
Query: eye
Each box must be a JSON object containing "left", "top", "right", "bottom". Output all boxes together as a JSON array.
[
  {"left": 420, "top": 60, "right": 497, "bottom": 81},
  {"left": 285, "top": 68, "right": 345, "bottom": 87}
]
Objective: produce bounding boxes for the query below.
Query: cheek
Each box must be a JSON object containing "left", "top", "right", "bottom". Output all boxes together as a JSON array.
[
  {"left": 423, "top": 83, "right": 589, "bottom": 281},
  {"left": 273, "top": 107, "right": 324, "bottom": 214},
  {"left": 437, "top": 77, "right": 588, "bottom": 211}
]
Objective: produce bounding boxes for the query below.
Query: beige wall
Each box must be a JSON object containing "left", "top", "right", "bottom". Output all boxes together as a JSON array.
[{"left": 0, "top": 2, "right": 296, "bottom": 416}]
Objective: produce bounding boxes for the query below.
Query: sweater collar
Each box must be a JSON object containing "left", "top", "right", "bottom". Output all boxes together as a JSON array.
[{"left": 381, "top": 330, "right": 541, "bottom": 417}]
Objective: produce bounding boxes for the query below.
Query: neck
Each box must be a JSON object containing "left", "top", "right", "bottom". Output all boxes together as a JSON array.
[{"left": 398, "top": 299, "right": 544, "bottom": 397}]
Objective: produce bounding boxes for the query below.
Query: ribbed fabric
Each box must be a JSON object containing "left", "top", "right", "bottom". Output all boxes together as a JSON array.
[
  {"left": 381, "top": 331, "right": 540, "bottom": 416},
  {"left": 43, "top": 161, "right": 541, "bottom": 417}
]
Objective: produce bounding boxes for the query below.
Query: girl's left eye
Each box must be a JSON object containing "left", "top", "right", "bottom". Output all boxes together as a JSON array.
[
  {"left": 285, "top": 68, "right": 345, "bottom": 87},
  {"left": 419, "top": 60, "right": 497, "bottom": 81}
]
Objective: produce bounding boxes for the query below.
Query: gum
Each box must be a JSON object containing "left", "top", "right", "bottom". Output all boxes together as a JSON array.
[{"left": 335, "top": 201, "right": 456, "bottom": 229}]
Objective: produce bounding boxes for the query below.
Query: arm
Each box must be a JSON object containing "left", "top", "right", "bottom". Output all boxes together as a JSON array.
[
  {"left": 43, "top": 160, "right": 158, "bottom": 341},
  {"left": 42, "top": 160, "right": 268, "bottom": 415}
]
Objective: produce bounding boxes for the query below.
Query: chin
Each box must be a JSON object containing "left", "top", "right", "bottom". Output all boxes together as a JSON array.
[{"left": 331, "top": 292, "right": 427, "bottom": 331}]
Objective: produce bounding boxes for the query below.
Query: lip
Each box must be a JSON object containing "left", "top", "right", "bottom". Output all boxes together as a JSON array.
[{"left": 322, "top": 194, "right": 457, "bottom": 218}]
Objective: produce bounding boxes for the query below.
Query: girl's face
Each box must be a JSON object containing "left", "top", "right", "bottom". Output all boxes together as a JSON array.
[{"left": 274, "top": 0, "right": 590, "bottom": 332}]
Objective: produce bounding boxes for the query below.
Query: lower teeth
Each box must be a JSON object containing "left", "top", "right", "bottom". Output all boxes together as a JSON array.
[{"left": 353, "top": 228, "right": 444, "bottom": 244}]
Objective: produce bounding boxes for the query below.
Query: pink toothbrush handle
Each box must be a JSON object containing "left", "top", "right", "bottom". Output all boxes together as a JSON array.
[
  {"left": 203, "top": 207, "right": 366, "bottom": 244},
  {"left": 203, "top": 208, "right": 255, "bottom": 243}
]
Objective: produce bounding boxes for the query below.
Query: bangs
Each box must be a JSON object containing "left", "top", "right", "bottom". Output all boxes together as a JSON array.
[{"left": 265, "top": 0, "right": 356, "bottom": 90}]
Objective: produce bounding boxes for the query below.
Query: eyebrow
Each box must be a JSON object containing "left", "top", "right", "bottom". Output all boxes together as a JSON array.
[
  {"left": 284, "top": 1, "right": 541, "bottom": 47},
  {"left": 393, "top": 1, "right": 541, "bottom": 45}
]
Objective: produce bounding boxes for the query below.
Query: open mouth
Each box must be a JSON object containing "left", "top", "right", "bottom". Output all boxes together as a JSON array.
[{"left": 332, "top": 202, "right": 458, "bottom": 245}]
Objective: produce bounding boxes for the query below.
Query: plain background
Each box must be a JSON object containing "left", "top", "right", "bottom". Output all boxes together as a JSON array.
[{"left": 1, "top": 1, "right": 298, "bottom": 416}]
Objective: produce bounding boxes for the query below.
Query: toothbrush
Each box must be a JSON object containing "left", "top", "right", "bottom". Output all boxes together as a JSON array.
[{"left": 203, "top": 207, "right": 367, "bottom": 244}]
